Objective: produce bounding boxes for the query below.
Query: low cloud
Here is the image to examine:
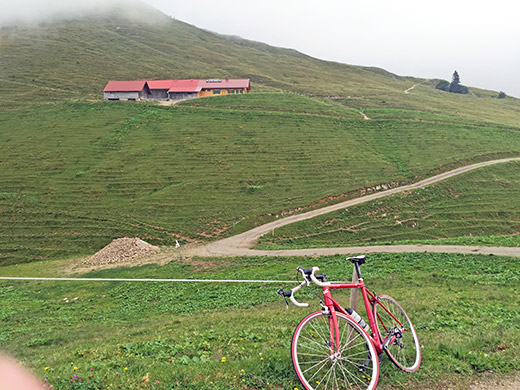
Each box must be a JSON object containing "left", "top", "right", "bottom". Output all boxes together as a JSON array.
[{"left": 0, "top": 0, "right": 142, "bottom": 26}]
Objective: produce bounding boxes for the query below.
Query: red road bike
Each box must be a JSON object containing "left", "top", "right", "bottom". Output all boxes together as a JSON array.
[{"left": 278, "top": 255, "right": 420, "bottom": 390}]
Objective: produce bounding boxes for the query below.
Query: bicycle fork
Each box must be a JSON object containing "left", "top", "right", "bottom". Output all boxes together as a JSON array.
[
  {"left": 327, "top": 310, "right": 341, "bottom": 358},
  {"left": 327, "top": 309, "right": 374, "bottom": 373}
]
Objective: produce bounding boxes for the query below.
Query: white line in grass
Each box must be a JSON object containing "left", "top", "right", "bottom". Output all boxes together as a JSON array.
[{"left": 0, "top": 276, "right": 300, "bottom": 283}]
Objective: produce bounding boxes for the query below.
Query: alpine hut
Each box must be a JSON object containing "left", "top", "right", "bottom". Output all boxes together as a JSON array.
[
  {"left": 103, "top": 80, "right": 151, "bottom": 101},
  {"left": 147, "top": 80, "right": 174, "bottom": 100},
  {"left": 168, "top": 78, "right": 250, "bottom": 100}
]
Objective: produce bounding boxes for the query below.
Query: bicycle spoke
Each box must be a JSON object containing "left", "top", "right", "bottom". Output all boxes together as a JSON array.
[
  {"left": 337, "top": 358, "right": 354, "bottom": 390},
  {"left": 333, "top": 364, "right": 340, "bottom": 390},
  {"left": 298, "top": 352, "right": 331, "bottom": 358},
  {"left": 340, "top": 339, "right": 366, "bottom": 354},
  {"left": 340, "top": 349, "right": 372, "bottom": 359},
  {"left": 302, "top": 357, "right": 330, "bottom": 375},
  {"left": 306, "top": 359, "right": 330, "bottom": 382},
  {"left": 339, "top": 355, "right": 369, "bottom": 371},
  {"left": 313, "top": 360, "right": 334, "bottom": 390},
  {"left": 336, "top": 362, "right": 362, "bottom": 387},
  {"left": 322, "top": 363, "right": 334, "bottom": 390},
  {"left": 309, "top": 319, "right": 332, "bottom": 349},
  {"left": 299, "top": 334, "right": 330, "bottom": 352},
  {"left": 336, "top": 360, "right": 367, "bottom": 387},
  {"left": 300, "top": 358, "right": 330, "bottom": 366}
]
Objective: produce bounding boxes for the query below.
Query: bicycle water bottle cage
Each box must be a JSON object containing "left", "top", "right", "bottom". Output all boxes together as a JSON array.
[{"left": 347, "top": 255, "right": 366, "bottom": 265}]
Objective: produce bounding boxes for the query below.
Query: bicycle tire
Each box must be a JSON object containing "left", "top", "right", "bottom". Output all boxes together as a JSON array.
[
  {"left": 372, "top": 295, "right": 421, "bottom": 372},
  {"left": 291, "top": 311, "right": 379, "bottom": 390}
]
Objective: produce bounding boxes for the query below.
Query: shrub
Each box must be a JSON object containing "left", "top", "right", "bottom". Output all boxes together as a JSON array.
[
  {"left": 435, "top": 80, "right": 450, "bottom": 91},
  {"left": 449, "top": 71, "right": 469, "bottom": 94}
]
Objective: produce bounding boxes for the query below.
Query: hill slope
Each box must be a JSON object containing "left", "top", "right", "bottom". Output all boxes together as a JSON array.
[
  {"left": 0, "top": 1, "right": 519, "bottom": 126},
  {"left": 1, "top": 2, "right": 520, "bottom": 265},
  {"left": 1, "top": 94, "right": 520, "bottom": 265}
]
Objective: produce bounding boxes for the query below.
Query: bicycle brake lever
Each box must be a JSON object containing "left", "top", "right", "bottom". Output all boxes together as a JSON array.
[{"left": 277, "top": 288, "right": 290, "bottom": 309}]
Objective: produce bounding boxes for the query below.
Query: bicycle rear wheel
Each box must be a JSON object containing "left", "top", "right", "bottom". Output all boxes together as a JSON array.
[
  {"left": 372, "top": 295, "right": 421, "bottom": 372},
  {"left": 291, "top": 311, "right": 379, "bottom": 390}
]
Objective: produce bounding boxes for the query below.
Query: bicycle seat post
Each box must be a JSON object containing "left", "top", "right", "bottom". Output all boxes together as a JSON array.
[
  {"left": 354, "top": 262, "right": 362, "bottom": 280},
  {"left": 347, "top": 255, "right": 366, "bottom": 281}
]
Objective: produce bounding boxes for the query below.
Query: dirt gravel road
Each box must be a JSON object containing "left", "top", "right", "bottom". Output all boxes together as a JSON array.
[
  {"left": 468, "top": 374, "right": 520, "bottom": 390},
  {"left": 188, "top": 157, "right": 520, "bottom": 258}
]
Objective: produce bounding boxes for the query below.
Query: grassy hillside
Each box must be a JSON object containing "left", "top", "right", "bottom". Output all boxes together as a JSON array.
[
  {"left": 0, "top": 253, "right": 519, "bottom": 389},
  {"left": 1, "top": 94, "right": 520, "bottom": 265},
  {"left": 1, "top": 1, "right": 520, "bottom": 265},
  {"left": 257, "top": 161, "right": 520, "bottom": 249},
  {"left": 1, "top": 4, "right": 520, "bottom": 388},
  {"left": 1, "top": 1, "right": 519, "bottom": 126}
]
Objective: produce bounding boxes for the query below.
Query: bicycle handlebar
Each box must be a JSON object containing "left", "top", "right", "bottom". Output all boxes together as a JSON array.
[
  {"left": 289, "top": 281, "right": 309, "bottom": 307},
  {"left": 279, "top": 266, "right": 332, "bottom": 309},
  {"left": 309, "top": 266, "right": 331, "bottom": 287},
  {"left": 278, "top": 280, "right": 308, "bottom": 308}
]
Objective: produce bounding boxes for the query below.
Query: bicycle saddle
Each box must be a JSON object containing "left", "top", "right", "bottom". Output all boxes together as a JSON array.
[{"left": 347, "top": 255, "right": 366, "bottom": 265}]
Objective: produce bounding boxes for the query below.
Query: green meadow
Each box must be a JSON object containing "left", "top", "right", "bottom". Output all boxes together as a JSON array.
[
  {"left": 257, "top": 161, "right": 520, "bottom": 250},
  {"left": 1, "top": 94, "right": 520, "bottom": 265},
  {"left": 0, "top": 253, "right": 519, "bottom": 389},
  {"left": 1, "top": 3, "right": 520, "bottom": 388}
]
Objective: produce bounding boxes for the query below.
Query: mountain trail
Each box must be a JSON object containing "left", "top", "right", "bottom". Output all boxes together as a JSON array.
[
  {"left": 358, "top": 110, "right": 370, "bottom": 120},
  {"left": 404, "top": 84, "right": 418, "bottom": 94},
  {"left": 186, "top": 157, "right": 520, "bottom": 258}
]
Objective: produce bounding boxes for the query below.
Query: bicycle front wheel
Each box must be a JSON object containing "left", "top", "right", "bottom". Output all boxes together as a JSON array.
[
  {"left": 372, "top": 295, "right": 421, "bottom": 372},
  {"left": 291, "top": 311, "right": 379, "bottom": 390}
]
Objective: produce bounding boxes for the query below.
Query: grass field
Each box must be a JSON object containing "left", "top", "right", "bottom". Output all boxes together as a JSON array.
[
  {"left": 1, "top": 3, "right": 520, "bottom": 389},
  {"left": 2, "top": 94, "right": 520, "bottom": 265},
  {"left": 0, "top": 253, "right": 519, "bottom": 389},
  {"left": 257, "top": 161, "right": 520, "bottom": 250}
]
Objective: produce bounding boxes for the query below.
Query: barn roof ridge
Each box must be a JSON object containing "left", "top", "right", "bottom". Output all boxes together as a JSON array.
[
  {"left": 103, "top": 78, "right": 250, "bottom": 95},
  {"left": 103, "top": 80, "right": 149, "bottom": 92}
]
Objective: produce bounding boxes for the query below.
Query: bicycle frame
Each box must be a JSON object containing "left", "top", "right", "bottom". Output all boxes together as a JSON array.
[{"left": 321, "top": 279, "right": 404, "bottom": 356}]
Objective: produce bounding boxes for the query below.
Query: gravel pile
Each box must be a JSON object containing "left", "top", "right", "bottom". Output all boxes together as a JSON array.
[{"left": 84, "top": 237, "right": 159, "bottom": 265}]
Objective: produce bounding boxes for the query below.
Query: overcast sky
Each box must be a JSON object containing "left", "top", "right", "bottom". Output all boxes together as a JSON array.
[
  {"left": 145, "top": 0, "right": 520, "bottom": 98},
  {"left": 2, "top": 0, "right": 519, "bottom": 97}
]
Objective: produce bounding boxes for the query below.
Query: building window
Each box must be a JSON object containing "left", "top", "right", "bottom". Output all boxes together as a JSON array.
[{"left": 213, "top": 89, "right": 220, "bottom": 95}]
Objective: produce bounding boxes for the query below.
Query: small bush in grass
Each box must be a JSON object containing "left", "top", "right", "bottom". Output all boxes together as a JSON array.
[{"left": 435, "top": 80, "right": 450, "bottom": 92}]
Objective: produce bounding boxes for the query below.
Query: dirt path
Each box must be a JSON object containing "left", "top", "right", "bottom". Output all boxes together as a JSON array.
[
  {"left": 468, "top": 373, "right": 520, "bottom": 390},
  {"left": 187, "top": 157, "right": 520, "bottom": 258},
  {"left": 404, "top": 84, "right": 418, "bottom": 94},
  {"left": 358, "top": 110, "right": 370, "bottom": 120}
]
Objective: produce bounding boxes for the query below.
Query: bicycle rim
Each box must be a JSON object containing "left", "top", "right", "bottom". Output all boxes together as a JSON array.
[
  {"left": 373, "top": 295, "right": 421, "bottom": 372},
  {"left": 292, "top": 311, "right": 379, "bottom": 390}
]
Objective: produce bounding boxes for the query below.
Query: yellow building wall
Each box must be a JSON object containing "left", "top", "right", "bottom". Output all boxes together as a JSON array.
[{"left": 197, "top": 88, "right": 248, "bottom": 98}]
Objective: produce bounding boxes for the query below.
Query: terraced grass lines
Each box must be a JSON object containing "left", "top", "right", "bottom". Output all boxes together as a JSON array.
[
  {"left": 257, "top": 161, "right": 520, "bottom": 249},
  {"left": 2, "top": 94, "right": 520, "bottom": 265}
]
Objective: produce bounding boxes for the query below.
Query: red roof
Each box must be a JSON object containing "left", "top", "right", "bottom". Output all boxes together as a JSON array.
[
  {"left": 105, "top": 79, "right": 251, "bottom": 93},
  {"left": 199, "top": 78, "right": 250, "bottom": 90},
  {"left": 147, "top": 80, "right": 174, "bottom": 90},
  {"left": 103, "top": 80, "right": 148, "bottom": 92},
  {"left": 168, "top": 80, "right": 202, "bottom": 93}
]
